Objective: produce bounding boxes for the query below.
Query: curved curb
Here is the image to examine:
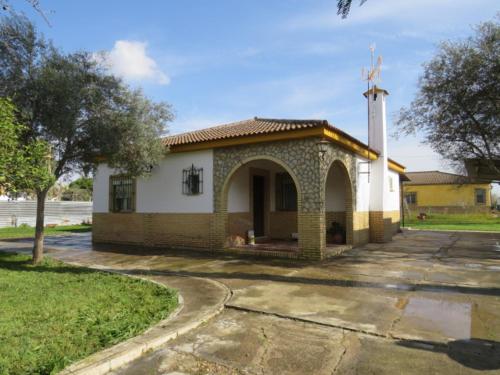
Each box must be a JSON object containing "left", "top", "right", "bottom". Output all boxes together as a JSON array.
[{"left": 58, "top": 264, "right": 230, "bottom": 375}]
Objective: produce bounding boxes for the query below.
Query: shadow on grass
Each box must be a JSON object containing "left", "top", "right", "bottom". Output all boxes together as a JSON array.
[{"left": 0, "top": 251, "right": 100, "bottom": 275}]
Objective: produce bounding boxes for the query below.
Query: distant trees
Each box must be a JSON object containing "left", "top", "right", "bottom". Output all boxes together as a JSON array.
[
  {"left": 0, "top": 15, "right": 173, "bottom": 263},
  {"left": 64, "top": 177, "right": 93, "bottom": 201},
  {"left": 395, "top": 17, "right": 500, "bottom": 176},
  {"left": 69, "top": 177, "right": 93, "bottom": 192}
]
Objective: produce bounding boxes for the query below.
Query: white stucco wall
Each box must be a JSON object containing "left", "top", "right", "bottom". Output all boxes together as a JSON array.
[
  {"left": 93, "top": 164, "right": 111, "bottom": 213},
  {"left": 227, "top": 160, "right": 288, "bottom": 213},
  {"left": 325, "top": 165, "right": 347, "bottom": 211},
  {"left": 355, "top": 157, "right": 371, "bottom": 212},
  {"left": 92, "top": 149, "right": 214, "bottom": 213},
  {"left": 354, "top": 156, "right": 400, "bottom": 213},
  {"left": 228, "top": 166, "right": 250, "bottom": 212},
  {"left": 386, "top": 169, "right": 401, "bottom": 211}
]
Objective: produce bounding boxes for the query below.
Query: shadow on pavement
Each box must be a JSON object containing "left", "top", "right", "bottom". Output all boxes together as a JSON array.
[
  {"left": 111, "top": 268, "right": 500, "bottom": 297},
  {"left": 397, "top": 338, "right": 500, "bottom": 370}
]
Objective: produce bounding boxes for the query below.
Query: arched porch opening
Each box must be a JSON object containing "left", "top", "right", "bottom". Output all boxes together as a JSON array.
[
  {"left": 221, "top": 157, "right": 301, "bottom": 253},
  {"left": 324, "top": 160, "right": 354, "bottom": 246}
]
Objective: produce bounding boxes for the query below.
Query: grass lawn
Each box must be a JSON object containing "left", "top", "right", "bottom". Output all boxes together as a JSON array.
[
  {"left": 403, "top": 213, "right": 500, "bottom": 232},
  {"left": 0, "top": 224, "right": 91, "bottom": 240},
  {"left": 0, "top": 252, "right": 178, "bottom": 375}
]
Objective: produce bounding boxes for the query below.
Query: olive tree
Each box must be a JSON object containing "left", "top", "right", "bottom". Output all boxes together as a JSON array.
[
  {"left": 395, "top": 17, "right": 500, "bottom": 176},
  {"left": 0, "top": 15, "right": 173, "bottom": 263}
]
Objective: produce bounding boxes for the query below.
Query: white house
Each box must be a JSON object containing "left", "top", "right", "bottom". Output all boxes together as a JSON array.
[{"left": 92, "top": 86, "right": 405, "bottom": 260}]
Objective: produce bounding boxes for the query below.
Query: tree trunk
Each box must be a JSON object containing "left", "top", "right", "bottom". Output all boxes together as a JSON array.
[{"left": 32, "top": 189, "right": 48, "bottom": 264}]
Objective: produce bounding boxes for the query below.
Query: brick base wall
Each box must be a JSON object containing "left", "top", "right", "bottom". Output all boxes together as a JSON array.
[
  {"left": 93, "top": 210, "right": 399, "bottom": 255},
  {"left": 269, "top": 211, "right": 297, "bottom": 239},
  {"left": 93, "top": 213, "right": 213, "bottom": 249},
  {"left": 298, "top": 211, "right": 325, "bottom": 260},
  {"left": 369, "top": 210, "right": 400, "bottom": 243},
  {"left": 325, "top": 211, "right": 346, "bottom": 228},
  {"left": 353, "top": 211, "right": 370, "bottom": 246},
  {"left": 228, "top": 212, "right": 252, "bottom": 239}
]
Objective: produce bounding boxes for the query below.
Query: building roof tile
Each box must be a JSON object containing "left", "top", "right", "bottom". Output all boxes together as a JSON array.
[
  {"left": 163, "top": 117, "right": 332, "bottom": 146},
  {"left": 404, "top": 171, "right": 488, "bottom": 185}
]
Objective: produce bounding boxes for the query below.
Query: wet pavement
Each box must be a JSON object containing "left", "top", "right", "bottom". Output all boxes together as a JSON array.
[{"left": 1, "top": 229, "right": 499, "bottom": 374}]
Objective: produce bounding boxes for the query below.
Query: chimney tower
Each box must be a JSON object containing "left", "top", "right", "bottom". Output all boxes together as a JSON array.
[{"left": 364, "top": 85, "right": 392, "bottom": 242}]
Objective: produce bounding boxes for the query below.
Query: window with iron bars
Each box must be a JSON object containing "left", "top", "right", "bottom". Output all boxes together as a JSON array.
[
  {"left": 183, "top": 164, "right": 203, "bottom": 195},
  {"left": 275, "top": 172, "right": 297, "bottom": 211},
  {"left": 109, "top": 175, "right": 136, "bottom": 212}
]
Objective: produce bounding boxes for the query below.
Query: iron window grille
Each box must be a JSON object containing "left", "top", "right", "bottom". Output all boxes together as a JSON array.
[
  {"left": 109, "top": 175, "right": 136, "bottom": 212},
  {"left": 275, "top": 172, "right": 297, "bottom": 211},
  {"left": 183, "top": 164, "right": 203, "bottom": 195}
]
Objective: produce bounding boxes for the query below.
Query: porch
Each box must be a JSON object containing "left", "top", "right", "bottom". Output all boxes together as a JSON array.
[
  {"left": 219, "top": 154, "right": 354, "bottom": 260},
  {"left": 228, "top": 240, "right": 353, "bottom": 259}
]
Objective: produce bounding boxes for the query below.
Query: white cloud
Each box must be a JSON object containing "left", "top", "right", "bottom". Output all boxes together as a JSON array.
[{"left": 97, "top": 40, "right": 170, "bottom": 85}]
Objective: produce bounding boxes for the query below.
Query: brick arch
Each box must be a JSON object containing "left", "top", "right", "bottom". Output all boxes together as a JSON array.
[
  {"left": 220, "top": 155, "right": 303, "bottom": 212},
  {"left": 324, "top": 158, "right": 354, "bottom": 245},
  {"left": 211, "top": 138, "right": 357, "bottom": 259},
  {"left": 216, "top": 155, "right": 303, "bottom": 248}
]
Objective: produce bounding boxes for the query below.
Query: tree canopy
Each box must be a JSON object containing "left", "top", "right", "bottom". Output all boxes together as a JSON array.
[
  {"left": 0, "top": 97, "right": 53, "bottom": 196},
  {"left": 0, "top": 15, "right": 173, "bottom": 262},
  {"left": 336, "top": 0, "right": 367, "bottom": 18},
  {"left": 395, "top": 17, "right": 500, "bottom": 175}
]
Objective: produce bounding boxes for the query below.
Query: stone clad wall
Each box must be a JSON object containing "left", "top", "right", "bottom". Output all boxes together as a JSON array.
[{"left": 213, "top": 138, "right": 360, "bottom": 259}]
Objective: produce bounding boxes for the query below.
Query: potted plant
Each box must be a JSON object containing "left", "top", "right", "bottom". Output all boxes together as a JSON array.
[{"left": 327, "top": 222, "right": 346, "bottom": 244}]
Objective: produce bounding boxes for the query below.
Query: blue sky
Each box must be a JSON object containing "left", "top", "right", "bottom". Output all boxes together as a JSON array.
[{"left": 16, "top": 0, "right": 499, "bottom": 173}]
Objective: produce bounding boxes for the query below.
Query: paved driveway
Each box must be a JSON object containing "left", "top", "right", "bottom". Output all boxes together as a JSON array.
[{"left": 2, "top": 230, "right": 500, "bottom": 374}]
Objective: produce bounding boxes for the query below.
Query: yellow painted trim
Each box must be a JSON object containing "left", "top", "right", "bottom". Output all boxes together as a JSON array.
[
  {"left": 322, "top": 128, "right": 378, "bottom": 161},
  {"left": 388, "top": 160, "right": 405, "bottom": 174}
]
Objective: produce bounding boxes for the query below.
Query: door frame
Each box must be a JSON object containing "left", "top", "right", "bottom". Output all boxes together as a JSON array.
[{"left": 249, "top": 168, "right": 270, "bottom": 238}]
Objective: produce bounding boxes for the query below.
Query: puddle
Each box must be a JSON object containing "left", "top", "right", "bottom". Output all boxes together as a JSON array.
[
  {"left": 402, "top": 297, "right": 472, "bottom": 339},
  {"left": 465, "top": 263, "right": 483, "bottom": 269}
]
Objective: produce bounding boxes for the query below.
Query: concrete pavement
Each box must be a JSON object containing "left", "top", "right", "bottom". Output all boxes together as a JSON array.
[{"left": 1, "top": 229, "right": 499, "bottom": 374}]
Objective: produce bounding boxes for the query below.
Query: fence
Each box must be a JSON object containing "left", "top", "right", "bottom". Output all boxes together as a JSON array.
[{"left": 0, "top": 201, "right": 92, "bottom": 228}]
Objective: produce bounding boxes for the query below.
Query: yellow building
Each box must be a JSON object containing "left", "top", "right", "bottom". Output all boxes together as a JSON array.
[{"left": 403, "top": 171, "right": 492, "bottom": 213}]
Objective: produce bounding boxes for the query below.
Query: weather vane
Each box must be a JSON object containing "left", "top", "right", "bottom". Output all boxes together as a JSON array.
[
  {"left": 362, "top": 43, "right": 383, "bottom": 95},
  {"left": 361, "top": 44, "right": 383, "bottom": 156}
]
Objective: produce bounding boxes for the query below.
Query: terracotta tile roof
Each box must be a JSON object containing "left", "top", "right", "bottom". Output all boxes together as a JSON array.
[
  {"left": 162, "top": 117, "right": 406, "bottom": 172},
  {"left": 163, "top": 117, "right": 331, "bottom": 147},
  {"left": 404, "top": 171, "right": 484, "bottom": 185}
]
